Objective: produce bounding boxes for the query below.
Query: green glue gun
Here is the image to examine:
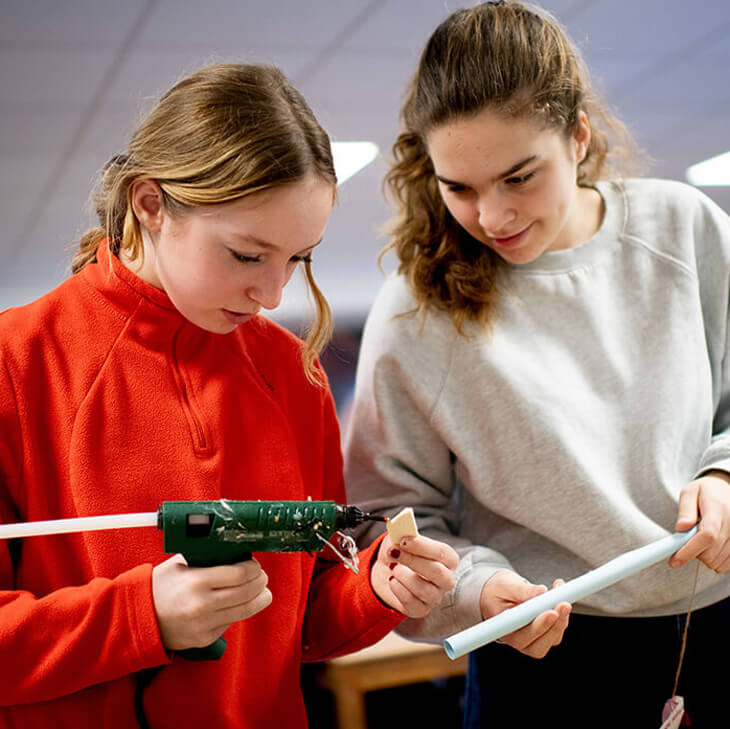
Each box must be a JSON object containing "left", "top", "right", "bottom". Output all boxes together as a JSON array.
[{"left": 0, "top": 499, "right": 387, "bottom": 660}]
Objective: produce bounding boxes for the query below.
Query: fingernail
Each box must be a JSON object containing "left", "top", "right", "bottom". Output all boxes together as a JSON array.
[
  {"left": 389, "top": 562, "right": 397, "bottom": 570},
  {"left": 389, "top": 576, "right": 395, "bottom": 582},
  {"left": 389, "top": 549, "right": 401, "bottom": 559}
]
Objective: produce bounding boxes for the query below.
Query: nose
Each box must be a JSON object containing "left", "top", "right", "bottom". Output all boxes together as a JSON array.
[
  {"left": 477, "top": 190, "right": 516, "bottom": 235},
  {"left": 246, "top": 267, "right": 290, "bottom": 310}
]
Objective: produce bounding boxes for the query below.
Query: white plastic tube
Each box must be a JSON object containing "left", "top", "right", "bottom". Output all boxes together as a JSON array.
[
  {"left": 443, "top": 526, "right": 698, "bottom": 660},
  {"left": 0, "top": 512, "right": 159, "bottom": 539}
]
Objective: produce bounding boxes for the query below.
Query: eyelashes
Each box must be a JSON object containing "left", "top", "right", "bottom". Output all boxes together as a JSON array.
[
  {"left": 505, "top": 171, "right": 536, "bottom": 185},
  {"left": 230, "top": 250, "right": 262, "bottom": 264},
  {"left": 228, "top": 249, "right": 313, "bottom": 265},
  {"left": 443, "top": 170, "right": 537, "bottom": 193}
]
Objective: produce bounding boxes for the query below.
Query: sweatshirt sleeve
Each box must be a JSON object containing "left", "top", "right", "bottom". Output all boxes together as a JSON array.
[
  {"left": 343, "top": 279, "right": 514, "bottom": 641},
  {"left": 0, "top": 355, "right": 170, "bottom": 706},
  {"left": 300, "top": 382, "right": 403, "bottom": 662},
  {"left": 692, "top": 192, "right": 730, "bottom": 477}
]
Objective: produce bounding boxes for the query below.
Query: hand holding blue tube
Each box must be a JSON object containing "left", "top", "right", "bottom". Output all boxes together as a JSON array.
[{"left": 443, "top": 526, "right": 698, "bottom": 660}]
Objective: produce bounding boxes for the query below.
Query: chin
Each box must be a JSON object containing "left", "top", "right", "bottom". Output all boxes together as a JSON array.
[{"left": 183, "top": 312, "right": 235, "bottom": 334}]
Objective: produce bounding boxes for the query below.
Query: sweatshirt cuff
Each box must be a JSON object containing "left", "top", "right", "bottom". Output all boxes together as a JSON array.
[
  {"left": 697, "top": 435, "right": 730, "bottom": 476},
  {"left": 117, "top": 563, "right": 171, "bottom": 670},
  {"left": 451, "top": 563, "right": 497, "bottom": 634}
]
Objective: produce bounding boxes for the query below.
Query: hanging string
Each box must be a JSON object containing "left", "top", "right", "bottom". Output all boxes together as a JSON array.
[{"left": 671, "top": 560, "right": 702, "bottom": 697}]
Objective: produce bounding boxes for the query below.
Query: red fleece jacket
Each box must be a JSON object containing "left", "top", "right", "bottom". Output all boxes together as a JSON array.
[{"left": 0, "top": 245, "right": 402, "bottom": 729}]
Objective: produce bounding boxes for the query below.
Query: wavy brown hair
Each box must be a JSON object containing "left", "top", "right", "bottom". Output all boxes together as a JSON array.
[
  {"left": 75, "top": 63, "right": 336, "bottom": 383},
  {"left": 383, "top": 1, "right": 641, "bottom": 331}
]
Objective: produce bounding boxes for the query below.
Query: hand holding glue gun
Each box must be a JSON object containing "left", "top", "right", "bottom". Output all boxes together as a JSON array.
[{"left": 0, "top": 499, "right": 387, "bottom": 660}]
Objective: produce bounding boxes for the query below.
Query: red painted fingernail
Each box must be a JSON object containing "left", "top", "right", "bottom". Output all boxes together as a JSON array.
[
  {"left": 390, "top": 549, "right": 401, "bottom": 559},
  {"left": 389, "top": 576, "right": 395, "bottom": 581},
  {"left": 389, "top": 562, "right": 397, "bottom": 570}
]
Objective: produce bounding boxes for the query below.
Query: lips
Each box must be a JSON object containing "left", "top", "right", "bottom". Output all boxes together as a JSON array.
[
  {"left": 222, "top": 309, "right": 255, "bottom": 326},
  {"left": 491, "top": 223, "right": 532, "bottom": 249}
]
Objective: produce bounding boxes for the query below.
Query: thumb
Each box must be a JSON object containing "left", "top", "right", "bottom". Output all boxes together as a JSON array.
[
  {"left": 505, "top": 577, "right": 547, "bottom": 605},
  {"left": 676, "top": 482, "right": 700, "bottom": 531}
]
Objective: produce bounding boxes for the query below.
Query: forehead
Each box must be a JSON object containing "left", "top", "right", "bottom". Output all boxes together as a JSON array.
[
  {"left": 187, "top": 176, "right": 334, "bottom": 252},
  {"left": 426, "top": 110, "right": 558, "bottom": 173}
]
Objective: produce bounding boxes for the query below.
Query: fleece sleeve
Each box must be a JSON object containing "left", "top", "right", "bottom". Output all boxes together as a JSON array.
[
  {"left": 342, "top": 284, "right": 514, "bottom": 640},
  {"left": 0, "top": 356, "right": 169, "bottom": 706},
  {"left": 300, "top": 383, "right": 403, "bottom": 662},
  {"left": 693, "top": 195, "right": 730, "bottom": 477}
]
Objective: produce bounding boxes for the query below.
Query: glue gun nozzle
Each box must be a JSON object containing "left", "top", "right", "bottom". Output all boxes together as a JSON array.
[{"left": 338, "top": 505, "right": 389, "bottom": 528}]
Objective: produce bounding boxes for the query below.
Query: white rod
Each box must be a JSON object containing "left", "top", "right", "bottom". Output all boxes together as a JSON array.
[
  {"left": 443, "top": 526, "right": 698, "bottom": 660},
  {"left": 0, "top": 512, "right": 159, "bottom": 539}
]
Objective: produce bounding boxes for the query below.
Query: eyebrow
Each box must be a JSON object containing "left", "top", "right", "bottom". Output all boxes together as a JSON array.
[
  {"left": 231, "top": 232, "right": 323, "bottom": 256},
  {"left": 232, "top": 233, "right": 277, "bottom": 250},
  {"left": 435, "top": 155, "right": 539, "bottom": 186}
]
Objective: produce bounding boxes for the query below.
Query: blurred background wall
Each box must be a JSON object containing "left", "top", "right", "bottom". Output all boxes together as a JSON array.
[{"left": 2, "top": 1, "right": 729, "bottom": 351}]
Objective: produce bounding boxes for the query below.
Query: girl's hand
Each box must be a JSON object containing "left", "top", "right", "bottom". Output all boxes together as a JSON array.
[
  {"left": 371, "top": 534, "right": 458, "bottom": 618},
  {"left": 479, "top": 570, "right": 571, "bottom": 659},
  {"left": 670, "top": 470, "right": 730, "bottom": 573},
  {"left": 152, "top": 554, "right": 272, "bottom": 651}
]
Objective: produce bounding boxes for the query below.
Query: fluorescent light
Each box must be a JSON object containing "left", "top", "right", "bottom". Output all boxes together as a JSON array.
[
  {"left": 686, "top": 150, "right": 730, "bottom": 186},
  {"left": 332, "top": 141, "right": 379, "bottom": 185}
]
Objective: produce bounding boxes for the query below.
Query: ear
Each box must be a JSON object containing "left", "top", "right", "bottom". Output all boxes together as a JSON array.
[
  {"left": 573, "top": 110, "right": 591, "bottom": 165},
  {"left": 130, "top": 179, "right": 164, "bottom": 233}
]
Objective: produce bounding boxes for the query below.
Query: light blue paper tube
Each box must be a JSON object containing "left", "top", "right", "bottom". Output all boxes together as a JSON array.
[{"left": 443, "top": 526, "right": 698, "bottom": 660}]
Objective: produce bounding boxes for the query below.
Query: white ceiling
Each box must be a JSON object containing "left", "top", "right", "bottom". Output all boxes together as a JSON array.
[{"left": 2, "top": 0, "right": 729, "bottom": 325}]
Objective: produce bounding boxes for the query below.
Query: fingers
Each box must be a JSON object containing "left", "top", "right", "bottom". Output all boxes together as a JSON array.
[
  {"left": 193, "top": 559, "right": 266, "bottom": 589},
  {"left": 389, "top": 536, "right": 457, "bottom": 592},
  {"left": 395, "top": 535, "right": 460, "bottom": 570},
  {"left": 670, "top": 523, "right": 715, "bottom": 568},
  {"left": 478, "top": 571, "right": 571, "bottom": 659},
  {"left": 372, "top": 535, "right": 459, "bottom": 618},
  {"left": 481, "top": 570, "right": 547, "bottom": 618},
  {"left": 386, "top": 574, "right": 432, "bottom": 617},
  {"left": 388, "top": 563, "right": 444, "bottom": 609},
  {"left": 152, "top": 555, "right": 272, "bottom": 651},
  {"left": 209, "top": 586, "right": 274, "bottom": 634},
  {"left": 671, "top": 473, "right": 730, "bottom": 572},
  {"left": 674, "top": 519, "right": 730, "bottom": 572},
  {"left": 209, "top": 567, "right": 271, "bottom": 611},
  {"left": 501, "top": 602, "right": 572, "bottom": 659}
]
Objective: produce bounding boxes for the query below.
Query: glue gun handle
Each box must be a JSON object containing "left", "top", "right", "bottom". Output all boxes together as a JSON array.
[
  {"left": 178, "top": 550, "right": 253, "bottom": 661},
  {"left": 179, "top": 637, "right": 228, "bottom": 661}
]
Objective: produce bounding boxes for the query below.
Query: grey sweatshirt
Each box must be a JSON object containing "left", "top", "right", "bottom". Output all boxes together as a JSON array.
[{"left": 343, "top": 178, "right": 730, "bottom": 641}]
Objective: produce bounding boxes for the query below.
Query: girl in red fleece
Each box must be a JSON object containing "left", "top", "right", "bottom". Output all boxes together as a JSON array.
[{"left": 0, "top": 63, "right": 458, "bottom": 729}]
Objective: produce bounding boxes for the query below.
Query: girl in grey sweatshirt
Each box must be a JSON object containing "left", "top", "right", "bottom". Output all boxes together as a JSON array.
[{"left": 343, "top": 2, "right": 730, "bottom": 726}]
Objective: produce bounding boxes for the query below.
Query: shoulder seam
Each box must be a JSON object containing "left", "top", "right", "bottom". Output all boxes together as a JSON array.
[
  {"left": 71, "top": 298, "right": 143, "bottom": 428},
  {"left": 619, "top": 179, "right": 697, "bottom": 281},
  {"left": 620, "top": 233, "right": 696, "bottom": 281}
]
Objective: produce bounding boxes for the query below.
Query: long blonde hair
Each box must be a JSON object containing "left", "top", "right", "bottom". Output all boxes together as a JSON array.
[
  {"left": 383, "top": 1, "right": 641, "bottom": 331},
  {"left": 75, "top": 63, "right": 335, "bottom": 381}
]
